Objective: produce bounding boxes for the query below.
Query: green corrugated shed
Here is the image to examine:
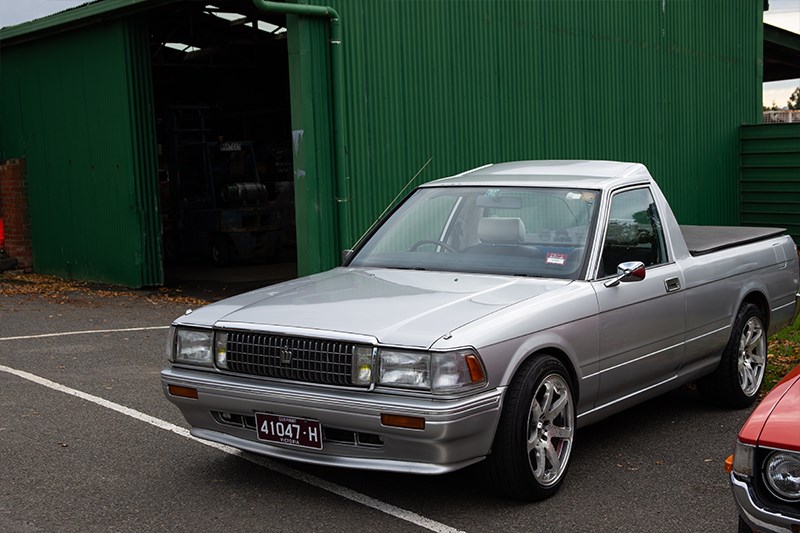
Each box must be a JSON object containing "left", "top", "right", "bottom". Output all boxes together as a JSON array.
[
  {"left": 0, "top": 17, "right": 161, "bottom": 286},
  {"left": 1, "top": 0, "right": 769, "bottom": 285},
  {"left": 740, "top": 123, "right": 800, "bottom": 245}
]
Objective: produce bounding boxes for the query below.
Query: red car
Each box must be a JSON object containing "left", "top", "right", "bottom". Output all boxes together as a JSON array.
[{"left": 727, "top": 361, "right": 800, "bottom": 533}]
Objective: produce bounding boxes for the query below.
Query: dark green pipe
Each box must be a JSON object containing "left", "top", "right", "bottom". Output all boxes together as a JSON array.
[{"left": 252, "top": 0, "right": 351, "bottom": 252}]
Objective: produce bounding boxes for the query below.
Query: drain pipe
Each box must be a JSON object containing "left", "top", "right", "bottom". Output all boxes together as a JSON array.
[{"left": 252, "top": 0, "right": 350, "bottom": 253}]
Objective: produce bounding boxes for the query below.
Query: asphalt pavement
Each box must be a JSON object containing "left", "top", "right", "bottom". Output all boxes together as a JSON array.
[{"left": 0, "top": 282, "right": 750, "bottom": 532}]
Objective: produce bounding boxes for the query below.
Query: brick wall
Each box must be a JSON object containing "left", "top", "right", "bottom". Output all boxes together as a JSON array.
[{"left": 0, "top": 158, "right": 33, "bottom": 270}]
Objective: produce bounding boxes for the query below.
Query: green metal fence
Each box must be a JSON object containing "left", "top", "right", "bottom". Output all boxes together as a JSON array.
[{"left": 740, "top": 123, "right": 800, "bottom": 246}]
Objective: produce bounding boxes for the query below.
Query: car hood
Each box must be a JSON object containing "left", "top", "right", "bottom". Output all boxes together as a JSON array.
[
  {"left": 739, "top": 364, "right": 800, "bottom": 451},
  {"left": 176, "top": 267, "right": 571, "bottom": 348},
  {"left": 758, "top": 368, "right": 800, "bottom": 452}
]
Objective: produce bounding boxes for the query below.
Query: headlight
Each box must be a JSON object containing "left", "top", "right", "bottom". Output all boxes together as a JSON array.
[
  {"left": 379, "top": 350, "right": 430, "bottom": 389},
  {"left": 432, "top": 350, "right": 486, "bottom": 391},
  {"left": 732, "top": 440, "right": 756, "bottom": 478},
  {"left": 173, "top": 328, "right": 214, "bottom": 366},
  {"left": 378, "top": 349, "right": 486, "bottom": 392},
  {"left": 764, "top": 451, "right": 800, "bottom": 502}
]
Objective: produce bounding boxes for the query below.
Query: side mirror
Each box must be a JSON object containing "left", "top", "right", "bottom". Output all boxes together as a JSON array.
[
  {"left": 604, "top": 261, "right": 646, "bottom": 288},
  {"left": 341, "top": 249, "right": 354, "bottom": 265}
]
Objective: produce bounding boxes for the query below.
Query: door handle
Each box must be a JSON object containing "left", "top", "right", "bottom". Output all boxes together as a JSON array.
[{"left": 664, "top": 277, "right": 681, "bottom": 293}]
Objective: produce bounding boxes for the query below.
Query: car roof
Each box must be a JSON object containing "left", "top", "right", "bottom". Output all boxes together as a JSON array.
[{"left": 422, "top": 160, "right": 654, "bottom": 190}]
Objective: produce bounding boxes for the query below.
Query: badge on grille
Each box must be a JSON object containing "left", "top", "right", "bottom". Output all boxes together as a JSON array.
[{"left": 280, "top": 346, "right": 293, "bottom": 365}]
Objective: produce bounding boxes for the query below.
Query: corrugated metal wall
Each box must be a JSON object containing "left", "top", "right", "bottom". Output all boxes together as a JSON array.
[
  {"left": 324, "top": 0, "right": 762, "bottom": 249},
  {"left": 0, "top": 19, "right": 161, "bottom": 287},
  {"left": 287, "top": 14, "right": 339, "bottom": 274},
  {"left": 740, "top": 123, "right": 800, "bottom": 245}
]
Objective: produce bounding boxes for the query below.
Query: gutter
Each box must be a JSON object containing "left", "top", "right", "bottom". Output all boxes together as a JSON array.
[{"left": 252, "top": 0, "right": 351, "bottom": 252}]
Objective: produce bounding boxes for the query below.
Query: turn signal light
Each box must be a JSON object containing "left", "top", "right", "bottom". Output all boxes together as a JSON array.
[
  {"left": 168, "top": 385, "right": 199, "bottom": 399},
  {"left": 381, "top": 413, "right": 425, "bottom": 430},
  {"left": 465, "top": 354, "right": 485, "bottom": 383},
  {"left": 725, "top": 454, "right": 734, "bottom": 474}
]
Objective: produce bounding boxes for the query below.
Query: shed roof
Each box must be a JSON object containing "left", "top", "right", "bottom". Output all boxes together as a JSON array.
[
  {"left": 0, "top": 0, "right": 285, "bottom": 46},
  {"left": 0, "top": 0, "right": 177, "bottom": 44},
  {"left": 764, "top": 23, "right": 800, "bottom": 82}
]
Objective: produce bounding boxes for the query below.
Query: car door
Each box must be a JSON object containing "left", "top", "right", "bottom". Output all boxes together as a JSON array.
[{"left": 589, "top": 187, "right": 686, "bottom": 412}]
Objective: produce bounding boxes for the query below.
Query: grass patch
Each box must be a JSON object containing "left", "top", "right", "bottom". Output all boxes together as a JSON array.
[{"left": 766, "top": 312, "right": 800, "bottom": 391}]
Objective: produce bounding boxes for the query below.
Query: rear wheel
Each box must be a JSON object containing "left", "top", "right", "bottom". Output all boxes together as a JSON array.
[
  {"left": 484, "top": 356, "right": 575, "bottom": 501},
  {"left": 699, "top": 303, "right": 767, "bottom": 408}
]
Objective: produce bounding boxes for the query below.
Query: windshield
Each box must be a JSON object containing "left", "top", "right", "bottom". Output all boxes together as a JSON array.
[{"left": 350, "top": 186, "right": 600, "bottom": 279}]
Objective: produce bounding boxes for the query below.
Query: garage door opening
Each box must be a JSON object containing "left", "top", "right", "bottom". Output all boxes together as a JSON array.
[{"left": 147, "top": 1, "right": 297, "bottom": 290}]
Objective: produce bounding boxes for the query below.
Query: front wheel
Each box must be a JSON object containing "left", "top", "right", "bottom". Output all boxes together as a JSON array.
[
  {"left": 699, "top": 302, "right": 767, "bottom": 408},
  {"left": 484, "top": 356, "right": 575, "bottom": 501}
]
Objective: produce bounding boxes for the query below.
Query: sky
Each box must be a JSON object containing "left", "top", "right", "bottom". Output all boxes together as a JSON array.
[
  {"left": 1, "top": 0, "right": 799, "bottom": 107},
  {"left": 0, "top": 0, "right": 88, "bottom": 27}
]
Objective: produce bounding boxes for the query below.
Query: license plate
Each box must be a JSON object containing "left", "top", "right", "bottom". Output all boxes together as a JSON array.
[{"left": 255, "top": 412, "right": 323, "bottom": 450}]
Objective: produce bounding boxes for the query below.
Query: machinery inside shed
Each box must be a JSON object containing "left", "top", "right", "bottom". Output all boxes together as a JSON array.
[{"left": 146, "top": 1, "right": 296, "bottom": 282}]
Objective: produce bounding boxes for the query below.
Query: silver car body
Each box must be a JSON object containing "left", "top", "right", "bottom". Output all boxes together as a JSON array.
[{"left": 162, "top": 160, "right": 800, "bottom": 474}]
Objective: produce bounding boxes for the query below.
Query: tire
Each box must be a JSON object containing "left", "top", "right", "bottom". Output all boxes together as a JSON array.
[
  {"left": 211, "top": 237, "right": 231, "bottom": 266},
  {"left": 699, "top": 303, "right": 767, "bottom": 408},
  {"left": 484, "top": 355, "right": 575, "bottom": 501}
]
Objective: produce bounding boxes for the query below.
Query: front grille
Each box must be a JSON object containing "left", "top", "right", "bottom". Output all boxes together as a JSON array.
[{"left": 225, "top": 331, "right": 357, "bottom": 386}]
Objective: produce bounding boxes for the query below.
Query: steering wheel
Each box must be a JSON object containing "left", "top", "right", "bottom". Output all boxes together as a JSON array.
[{"left": 409, "top": 240, "right": 456, "bottom": 253}]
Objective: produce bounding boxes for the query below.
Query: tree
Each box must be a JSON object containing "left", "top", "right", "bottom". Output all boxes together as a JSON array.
[{"left": 789, "top": 87, "right": 800, "bottom": 110}]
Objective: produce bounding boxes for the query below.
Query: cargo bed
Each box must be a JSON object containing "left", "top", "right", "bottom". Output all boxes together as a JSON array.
[{"left": 680, "top": 225, "right": 786, "bottom": 256}]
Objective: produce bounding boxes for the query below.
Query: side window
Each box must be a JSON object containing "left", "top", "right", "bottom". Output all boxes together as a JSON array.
[{"left": 599, "top": 188, "right": 668, "bottom": 277}]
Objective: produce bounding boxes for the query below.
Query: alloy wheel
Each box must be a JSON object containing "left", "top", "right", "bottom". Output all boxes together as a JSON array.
[
  {"left": 737, "top": 316, "right": 766, "bottom": 397},
  {"left": 526, "top": 373, "right": 574, "bottom": 486}
]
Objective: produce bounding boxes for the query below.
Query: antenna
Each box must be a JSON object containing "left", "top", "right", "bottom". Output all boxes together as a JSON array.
[
  {"left": 375, "top": 157, "right": 432, "bottom": 222},
  {"left": 352, "top": 157, "right": 433, "bottom": 248}
]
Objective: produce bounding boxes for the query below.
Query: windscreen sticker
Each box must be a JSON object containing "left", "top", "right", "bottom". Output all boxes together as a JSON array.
[
  {"left": 546, "top": 252, "right": 568, "bottom": 266},
  {"left": 565, "top": 192, "right": 582, "bottom": 200}
]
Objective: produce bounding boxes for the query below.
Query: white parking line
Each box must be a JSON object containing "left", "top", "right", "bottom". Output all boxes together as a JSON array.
[
  {"left": 0, "top": 363, "right": 465, "bottom": 533},
  {"left": 0, "top": 326, "right": 170, "bottom": 342}
]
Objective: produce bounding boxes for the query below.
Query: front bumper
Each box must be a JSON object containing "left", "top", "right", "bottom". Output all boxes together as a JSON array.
[
  {"left": 161, "top": 367, "right": 503, "bottom": 474},
  {"left": 731, "top": 474, "right": 800, "bottom": 533}
]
